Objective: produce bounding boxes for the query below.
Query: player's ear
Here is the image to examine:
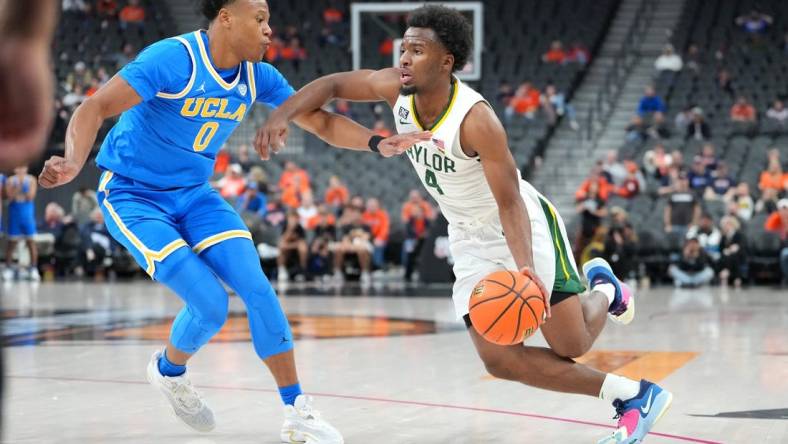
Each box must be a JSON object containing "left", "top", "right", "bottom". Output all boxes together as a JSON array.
[{"left": 443, "top": 53, "right": 455, "bottom": 73}]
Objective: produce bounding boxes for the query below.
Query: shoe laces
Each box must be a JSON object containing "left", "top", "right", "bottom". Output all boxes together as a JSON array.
[
  {"left": 296, "top": 397, "right": 321, "bottom": 421},
  {"left": 612, "top": 399, "right": 625, "bottom": 420},
  {"left": 167, "top": 378, "right": 204, "bottom": 413}
]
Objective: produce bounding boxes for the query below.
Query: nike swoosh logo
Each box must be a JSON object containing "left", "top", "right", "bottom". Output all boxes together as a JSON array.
[
  {"left": 640, "top": 388, "right": 654, "bottom": 415},
  {"left": 399, "top": 120, "right": 410, "bottom": 125}
]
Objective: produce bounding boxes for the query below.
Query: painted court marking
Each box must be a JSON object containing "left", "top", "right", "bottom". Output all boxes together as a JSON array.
[{"left": 9, "top": 374, "right": 722, "bottom": 444}]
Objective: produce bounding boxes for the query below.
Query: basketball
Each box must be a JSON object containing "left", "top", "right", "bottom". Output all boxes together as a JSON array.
[{"left": 468, "top": 270, "right": 546, "bottom": 346}]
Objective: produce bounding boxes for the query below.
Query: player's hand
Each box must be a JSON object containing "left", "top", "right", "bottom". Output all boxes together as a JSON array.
[
  {"left": 255, "top": 113, "right": 290, "bottom": 160},
  {"left": 520, "top": 266, "right": 551, "bottom": 320},
  {"left": 39, "top": 156, "right": 81, "bottom": 188},
  {"left": 377, "top": 131, "right": 432, "bottom": 158}
]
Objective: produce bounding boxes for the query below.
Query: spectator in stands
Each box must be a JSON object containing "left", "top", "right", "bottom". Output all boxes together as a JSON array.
[
  {"left": 217, "top": 164, "right": 246, "bottom": 199},
  {"left": 686, "top": 107, "right": 711, "bottom": 141},
  {"left": 765, "top": 99, "right": 788, "bottom": 130},
  {"left": 654, "top": 44, "right": 683, "bottom": 72},
  {"left": 718, "top": 215, "right": 746, "bottom": 287},
  {"left": 324, "top": 175, "right": 349, "bottom": 213},
  {"left": 323, "top": 4, "right": 343, "bottom": 24},
  {"left": 601, "top": 150, "right": 627, "bottom": 186},
  {"left": 637, "top": 86, "right": 666, "bottom": 117},
  {"left": 362, "top": 198, "right": 390, "bottom": 269},
  {"left": 758, "top": 159, "right": 787, "bottom": 194},
  {"left": 71, "top": 187, "right": 99, "bottom": 226},
  {"left": 496, "top": 82, "right": 514, "bottom": 108},
  {"left": 505, "top": 82, "right": 541, "bottom": 122},
  {"left": 699, "top": 143, "right": 718, "bottom": 173},
  {"left": 264, "top": 193, "right": 287, "bottom": 229},
  {"left": 235, "top": 144, "right": 254, "bottom": 172},
  {"left": 402, "top": 189, "right": 435, "bottom": 222},
  {"left": 756, "top": 188, "right": 780, "bottom": 215},
  {"left": 575, "top": 180, "right": 608, "bottom": 259},
  {"left": 674, "top": 106, "right": 694, "bottom": 134},
  {"left": 764, "top": 199, "right": 788, "bottom": 284},
  {"left": 236, "top": 182, "right": 267, "bottom": 219},
  {"left": 307, "top": 205, "right": 337, "bottom": 280},
  {"left": 625, "top": 115, "right": 647, "bottom": 142},
  {"left": 643, "top": 143, "right": 672, "bottom": 179},
  {"left": 111, "top": 43, "right": 137, "bottom": 70},
  {"left": 684, "top": 44, "right": 702, "bottom": 75},
  {"left": 62, "top": 84, "right": 87, "bottom": 108},
  {"left": 349, "top": 195, "right": 364, "bottom": 210},
  {"left": 716, "top": 69, "right": 735, "bottom": 98},
  {"left": 542, "top": 84, "right": 579, "bottom": 130},
  {"left": 688, "top": 157, "right": 711, "bottom": 196},
  {"left": 80, "top": 208, "right": 114, "bottom": 278},
  {"left": 730, "top": 96, "right": 757, "bottom": 134},
  {"left": 96, "top": 0, "right": 118, "bottom": 18},
  {"left": 265, "top": 36, "right": 283, "bottom": 62},
  {"left": 244, "top": 166, "right": 268, "bottom": 195},
  {"left": 664, "top": 175, "right": 700, "bottom": 238},
  {"left": 580, "top": 225, "right": 608, "bottom": 266},
  {"left": 616, "top": 161, "right": 643, "bottom": 199},
  {"left": 331, "top": 99, "right": 354, "bottom": 119},
  {"left": 669, "top": 237, "right": 714, "bottom": 288},
  {"left": 706, "top": 162, "right": 735, "bottom": 201},
  {"left": 575, "top": 164, "right": 612, "bottom": 202},
  {"left": 687, "top": 213, "right": 721, "bottom": 260},
  {"left": 62, "top": 0, "right": 90, "bottom": 14},
  {"left": 671, "top": 150, "right": 686, "bottom": 173},
  {"left": 767, "top": 148, "right": 786, "bottom": 171},
  {"left": 334, "top": 205, "right": 373, "bottom": 285},
  {"left": 402, "top": 203, "right": 430, "bottom": 282},
  {"left": 373, "top": 119, "right": 393, "bottom": 137},
  {"left": 646, "top": 111, "right": 670, "bottom": 139},
  {"left": 566, "top": 42, "right": 590, "bottom": 65},
  {"left": 280, "top": 37, "right": 307, "bottom": 66},
  {"left": 726, "top": 182, "right": 754, "bottom": 222},
  {"left": 735, "top": 10, "right": 772, "bottom": 34},
  {"left": 605, "top": 207, "right": 638, "bottom": 280},
  {"left": 658, "top": 166, "right": 681, "bottom": 196},
  {"left": 119, "top": 0, "right": 145, "bottom": 29},
  {"left": 297, "top": 191, "right": 319, "bottom": 228},
  {"left": 277, "top": 210, "right": 308, "bottom": 282},
  {"left": 542, "top": 40, "right": 566, "bottom": 64},
  {"left": 279, "top": 161, "right": 311, "bottom": 208}
]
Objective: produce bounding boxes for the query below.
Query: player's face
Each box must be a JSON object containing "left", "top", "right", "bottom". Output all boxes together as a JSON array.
[
  {"left": 399, "top": 28, "right": 453, "bottom": 96},
  {"left": 228, "top": 0, "right": 272, "bottom": 62}
]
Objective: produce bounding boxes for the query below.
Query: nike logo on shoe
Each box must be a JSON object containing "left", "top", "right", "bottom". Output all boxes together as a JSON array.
[{"left": 640, "top": 388, "right": 654, "bottom": 415}]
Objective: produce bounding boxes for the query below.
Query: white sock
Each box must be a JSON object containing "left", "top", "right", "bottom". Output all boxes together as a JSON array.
[
  {"left": 592, "top": 283, "right": 616, "bottom": 308},
  {"left": 599, "top": 373, "right": 641, "bottom": 402}
]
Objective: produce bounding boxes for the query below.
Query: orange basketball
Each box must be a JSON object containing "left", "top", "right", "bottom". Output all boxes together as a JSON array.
[{"left": 468, "top": 270, "right": 546, "bottom": 345}]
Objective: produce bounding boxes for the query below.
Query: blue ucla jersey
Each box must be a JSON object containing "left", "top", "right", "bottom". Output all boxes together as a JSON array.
[{"left": 96, "top": 30, "right": 294, "bottom": 188}]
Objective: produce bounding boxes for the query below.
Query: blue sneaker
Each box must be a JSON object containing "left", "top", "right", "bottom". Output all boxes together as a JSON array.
[
  {"left": 598, "top": 380, "right": 673, "bottom": 444},
  {"left": 582, "top": 257, "right": 635, "bottom": 325}
]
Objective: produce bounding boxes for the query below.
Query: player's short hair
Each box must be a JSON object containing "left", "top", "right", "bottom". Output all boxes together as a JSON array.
[
  {"left": 407, "top": 5, "right": 472, "bottom": 72},
  {"left": 200, "top": 0, "right": 237, "bottom": 20}
]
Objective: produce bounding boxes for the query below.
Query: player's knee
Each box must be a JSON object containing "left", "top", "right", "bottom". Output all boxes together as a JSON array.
[
  {"left": 479, "top": 353, "right": 518, "bottom": 380},
  {"left": 551, "top": 338, "right": 591, "bottom": 359}
]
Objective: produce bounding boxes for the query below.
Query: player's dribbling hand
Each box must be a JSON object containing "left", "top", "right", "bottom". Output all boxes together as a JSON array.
[
  {"left": 377, "top": 131, "right": 432, "bottom": 158},
  {"left": 519, "top": 266, "right": 551, "bottom": 320},
  {"left": 255, "top": 114, "right": 289, "bottom": 160},
  {"left": 38, "top": 156, "right": 80, "bottom": 188}
]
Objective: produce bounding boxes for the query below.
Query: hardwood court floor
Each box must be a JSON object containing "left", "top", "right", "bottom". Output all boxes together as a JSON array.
[{"left": 3, "top": 281, "right": 787, "bottom": 443}]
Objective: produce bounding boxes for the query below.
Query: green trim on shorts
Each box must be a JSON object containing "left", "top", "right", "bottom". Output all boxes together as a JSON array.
[{"left": 537, "top": 196, "right": 586, "bottom": 294}]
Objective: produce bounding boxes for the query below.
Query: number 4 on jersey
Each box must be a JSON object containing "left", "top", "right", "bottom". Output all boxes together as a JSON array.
[{"left": 424, "top": 169, "right": 444, "bottom": 195}]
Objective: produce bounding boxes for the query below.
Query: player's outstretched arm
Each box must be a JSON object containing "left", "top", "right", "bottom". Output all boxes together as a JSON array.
[
  {"left": 461, "top": 103, "right": 551, "bottom": 315},
  {"left": 255, "top": 68, "right": 425, "bottom": 158},
  {"left": 39, "top": 75, "right": 142, "bottom": 188}
]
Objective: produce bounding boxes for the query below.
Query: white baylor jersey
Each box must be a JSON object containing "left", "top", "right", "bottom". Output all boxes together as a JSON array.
[{"left": 393, "top": 77, "right": 542, "bottom": 227}]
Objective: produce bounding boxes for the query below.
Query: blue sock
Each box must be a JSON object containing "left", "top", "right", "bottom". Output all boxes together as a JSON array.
[
  {"left": 278, "top": 383, "right": 302, "bottom": 406},
  {"left": 158, "top": 350, "right": 186, "bottom": 377}
]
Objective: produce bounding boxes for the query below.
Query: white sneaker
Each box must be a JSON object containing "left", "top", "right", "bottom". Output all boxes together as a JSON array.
[
  {"left": 279, "top": 267, "right": 290, "bottom": 282},
  {"left": 29, "top": 268, "right": 40, "bottom": 282},
  {"left": 332, "top": 270, "right": 344, "bottom": 284},
  {"left": 281, "top": 395, "right": 343, "bottom": 444},
  {"left": 145, "top": 350, "right": 215, "bottom": 432},
  {"left": 360, "top": 272, "right": 371, "bottom": 286},
  {"left": 2, "top": 268, "right": 14, "bottom": 281}
]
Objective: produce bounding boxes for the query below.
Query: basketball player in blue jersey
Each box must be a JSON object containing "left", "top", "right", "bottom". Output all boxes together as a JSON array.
[
  {"left": 4, "top": 165, "right": 39, "bottom": 282},
  {"left": 259, "top": 5, "right": 672, "bottom": 444},
  {"left": 39, "top": 0, "right": 426, "bottom": 441}
]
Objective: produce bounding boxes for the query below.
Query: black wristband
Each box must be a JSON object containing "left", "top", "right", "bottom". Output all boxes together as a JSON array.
[{"left": 368, "top": 135, "right": 384, "bottom": 153}]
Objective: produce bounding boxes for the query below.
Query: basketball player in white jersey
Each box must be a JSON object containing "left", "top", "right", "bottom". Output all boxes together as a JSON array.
[{"left": 258, "top": 5, "right": 672, "bottom": 443}]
